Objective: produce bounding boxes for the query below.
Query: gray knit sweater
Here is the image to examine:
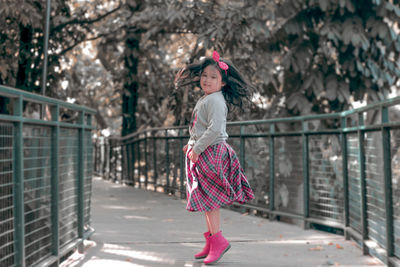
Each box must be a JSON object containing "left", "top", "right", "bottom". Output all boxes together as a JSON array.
[{"left": 189, "top": 91, "right": 229, "bottom": 154}]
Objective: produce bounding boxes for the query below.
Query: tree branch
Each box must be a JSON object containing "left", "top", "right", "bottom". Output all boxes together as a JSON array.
[{"left": 51, "top": 3, "right": 122, "bottom": 35}]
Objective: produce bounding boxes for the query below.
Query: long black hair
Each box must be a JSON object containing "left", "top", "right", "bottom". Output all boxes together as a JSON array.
[{"left": 175, "top": 55, "right": 254, "bottom": 111}]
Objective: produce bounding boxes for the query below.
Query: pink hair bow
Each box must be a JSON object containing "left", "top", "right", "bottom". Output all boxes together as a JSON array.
[{"left": 212, "top": 51, "right": 229, "bottom": 74}]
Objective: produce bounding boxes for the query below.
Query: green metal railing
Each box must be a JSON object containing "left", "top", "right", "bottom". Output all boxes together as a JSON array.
[
  {"left": 96, "top": 96, "right": 400, "bottom": 267},
  {"left": 0, "top": 85, "right": 95, "bottom": 267}
]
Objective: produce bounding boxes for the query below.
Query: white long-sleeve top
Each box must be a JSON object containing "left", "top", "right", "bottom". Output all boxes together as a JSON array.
[{"left": 189, "top": 91, "right": 229, "bottom": 154}]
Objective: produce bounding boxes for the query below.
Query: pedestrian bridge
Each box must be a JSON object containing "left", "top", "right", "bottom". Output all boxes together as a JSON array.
[
  {"left": 63, "top": 176, "right": 382, "bottom": 267},
  {"left": 0, "top": 85, "right": 399, "bottom": 266}
]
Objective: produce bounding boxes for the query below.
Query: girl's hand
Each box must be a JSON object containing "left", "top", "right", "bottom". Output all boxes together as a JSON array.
[
  {"left": 189, "top": 150, "right": 199, "bottom": 163},
  {"left": 174, "top": 67, "right": 186, "bottom": 87},
  {"left": 182, "top": 144, "right": 188, "bottom": 154}
]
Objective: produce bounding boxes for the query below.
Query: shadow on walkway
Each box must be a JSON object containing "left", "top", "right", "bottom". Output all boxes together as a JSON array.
[{"left": 62, "top": 176, "right": 383, "bottom": 267}]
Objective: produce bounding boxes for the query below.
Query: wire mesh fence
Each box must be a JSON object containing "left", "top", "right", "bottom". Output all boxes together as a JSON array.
[
  {"left": 95, "top": 96, "right": 400, "bottom": 266},
  {"left": 0, "top": 85, "right": 95, "bottom": 267},
  {"left": 84, "top": 131, "right": 93, "bottom": 231},
  {"left": 309, "top": 134, "right": 344, "bottom": 223},
  {"left": 0, "top": 123, "right": 14, "bottom": 267},
  {"left": 23, "top": 126, "right": 52, "bottom": 266},
  {"left": 347, "top": 133, "right": 363, "bottom": 234},
  {"left": 59, "top": 128, "right": 79, "bottom": 249},
  {"left": 391, "top": 129, "right": 400, "bottom": 259}
]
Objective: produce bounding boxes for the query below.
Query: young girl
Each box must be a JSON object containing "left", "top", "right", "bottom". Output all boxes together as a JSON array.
[{"left": 175, "top": 51, "right": 255, "bottom": 265}]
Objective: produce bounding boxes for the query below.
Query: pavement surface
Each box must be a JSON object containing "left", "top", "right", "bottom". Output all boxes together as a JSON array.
[{"left": 61, "top": 176, "right": 384, "bottom": 267}]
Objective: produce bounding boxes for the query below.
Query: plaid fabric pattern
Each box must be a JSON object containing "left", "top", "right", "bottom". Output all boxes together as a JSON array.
[{"left": 186, "top": 142, "right": 254, "bottom": 212}]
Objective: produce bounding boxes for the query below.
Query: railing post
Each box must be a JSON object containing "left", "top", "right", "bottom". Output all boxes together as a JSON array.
[
  {"left": 137, "top": 140, "right": 141, "bottom": 188},
  {"left": 131, "top": 141, "right": 136, "bottom": 187},
  {"left": 107, "top": 139, "right": 111, "bottom": 180},
  {"left": 381, "top": 106, "right": 394, "bottom": 265},
  {"left": 269, "top": 123, "right": 275, "bottom": 221},
  {"left": 77, "top": 111, "right": 85, "bottom": 252},
  {"left": 94, "top": 138, "right": 98, "bottom": 173},
  {"left": 165, "top": 129, "right": 170, "bottom": 194},
  {"left": 240, "top": 125, "right": 245, "bottom": 170},
  {"left": 144, "top": 132, "right": 149, "bottom": 189},
  {"left": 125, "top": 142, "right": 131, "bottom": 184},
  {"left": 341, "top": 116, "right": 350, "bottom": 240},
  {"left": 152, "top": 131, "right": 158, "bottom": 191},
  {"left": 358, "top": 112, "right": 368, "bottom": 254},
  {"left": 115, "top": 141, "right": 119, "bottom": 182},
  {"left": 51, "top": 104, "right": 60, "bottom": 261},
  {"left": 179, "top": 129, "right": 184, "bottom": 198},
  {"left": 302, "top": 120, "right": 310, "bottom": 229},
  {"left": 13, "top": 96, "right": 25, "bottom": 267},
  {"left": 121, "top": 141, "right": 127, "bottom": 183}
]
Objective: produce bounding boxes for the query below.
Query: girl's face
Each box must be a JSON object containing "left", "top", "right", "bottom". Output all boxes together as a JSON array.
[{"left": 200, "top": 65, "right": 225, "bottom": 95}]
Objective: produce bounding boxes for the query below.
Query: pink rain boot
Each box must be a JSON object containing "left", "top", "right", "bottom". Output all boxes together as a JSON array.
[
  {"left": 204, "top": 231, "right": 231, "bottom": 265},
  {"left": 194, "top": 231, "right": 211, "bottom": 259}
]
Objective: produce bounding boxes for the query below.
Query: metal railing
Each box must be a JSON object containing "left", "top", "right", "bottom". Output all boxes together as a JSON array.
[
  {"left": 0, "top": 85, "right": 95, "bottom": 267},
  {"left": 96, "top": 96, "right": 400, "bottom": 266}
]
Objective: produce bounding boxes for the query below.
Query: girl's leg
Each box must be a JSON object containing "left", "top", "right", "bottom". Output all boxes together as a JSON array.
[
  {"left": 194, "top": 210, "right": 216, "bottom": 259},
  {"left": 203, "top": 208, "right": 230, "bottom": 264},
  {"left": 205, "top": 214, "right": 212, "bottom": 232},
  {"left": 205, "top": 208, "right": 220, "bottom": 235}
]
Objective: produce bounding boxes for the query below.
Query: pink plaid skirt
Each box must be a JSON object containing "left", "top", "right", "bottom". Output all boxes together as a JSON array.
[{"left": 186, "top": 142, "right": 254, "bottom": 212}]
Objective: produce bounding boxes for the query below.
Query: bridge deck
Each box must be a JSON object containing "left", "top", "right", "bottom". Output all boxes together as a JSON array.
[{"left": 62, "top": 177, "right": 383, "bottom": 267}]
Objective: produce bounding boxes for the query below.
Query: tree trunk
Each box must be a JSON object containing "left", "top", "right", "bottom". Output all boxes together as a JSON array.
[
  {"left": 121, "top": 33, "right": 140, "bottom": 136},
  {"left": 16, "top": 24, "right": 34, "bottom": 91}
]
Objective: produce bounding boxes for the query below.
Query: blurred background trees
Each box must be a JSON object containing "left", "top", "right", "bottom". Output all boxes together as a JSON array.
[{"left": 1, "top": 0, "right": 399, "bottom": 136}]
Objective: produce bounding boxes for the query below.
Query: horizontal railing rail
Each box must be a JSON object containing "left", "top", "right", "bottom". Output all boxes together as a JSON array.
[
  {"left": 0, "top": 85, "right": 96, "bottom": 267},
  {"left": 96, "top": 95, "right": 400, "bottom": 266}
]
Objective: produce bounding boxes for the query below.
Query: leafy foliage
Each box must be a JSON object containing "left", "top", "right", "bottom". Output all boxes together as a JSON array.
[
  {"left": 1, "top": 0, "right": 400, "bottom": 134},
  {"left": 272, "top": 0, "right": 400, "bottom": 115}
]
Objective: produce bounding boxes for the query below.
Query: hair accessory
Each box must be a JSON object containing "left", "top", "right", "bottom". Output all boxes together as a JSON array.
[{"left": 212, "top": 51, "right": 229, "bottom": 74}]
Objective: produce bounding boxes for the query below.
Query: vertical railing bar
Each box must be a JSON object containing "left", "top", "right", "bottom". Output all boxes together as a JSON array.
[
  {"left": 240, "top": 125, "right": 245, "bottom": 171},
  {"left": 358, "top": 112, "right": 368, "bottom": 255},
  {"left": 121, "top": 141, "right": 126, "bottom": 183},
  {"left": 109, "top": 141, "right": 112, "bottom": 180},
  {"left": 165, "top": 129, "right": 170, "bottom": 194},
  {"left": 153, "top": 131, "right": 158, "bottom": 191},
  {"left": 125, "top": 141, "right": 131, "bottom": 184},
  {"left": 115, "top": 141, "right": 119, "bottom": 182},
  {"left": 94, "top": 138, "right": 98, "bottom": 174},
  {"left": 128, "top": 142, "right": 133, "bottom": 185},
  {"left": 341, "top": 116, "right": 350, "bottom": 240},
  {"left": 144, "top": 132, "right": 149, "bottom": 189},
  {"left": 98, "top": 138, "right": 102, "bottom": 176},
  {"left": 179, "top": 129, "right": 185, "bottom": 198},
  {"left": 77, "top": 111, "right": 85, "bottom": 253},
  {"left": 109, "top": 141, "right": 113, "bottom": 180},
  {"left": 13, "top": 96, "right": 25, "bottom": 267},
  {"left": 86, "top": 114, "right": 93, "bottom": 229},
  {"left": 137, "top": 139, "right": 141, "bottom": 188},
  {"left": 172, "top": 134, "right": 178, "bottom": 194},
  {"left": 152, "top": 131, "right": 158, "bottom": 191},
  {"left": 131, "top": 142, "right": 136, "bottom": 186},
  {"left": 107, "top": 139, "right": 111, "bottom": 180},
  {"left": 381, "top": 106, "right": 394, "bottom": 264},
  {"left": 269, "top": 123, "right": 275, "bottom": 221},
  {"left": 302, "top": 120, "right": 310, "bottom": 229},
  {"left": 50, "top": 104, "right": 60, "bottom": 262}
]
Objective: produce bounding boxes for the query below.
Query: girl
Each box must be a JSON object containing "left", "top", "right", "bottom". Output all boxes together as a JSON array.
[{"left": 175, "top": 51, "right": 255, "bottom": 265}]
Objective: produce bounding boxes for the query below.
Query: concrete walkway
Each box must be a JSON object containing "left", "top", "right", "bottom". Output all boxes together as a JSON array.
[{"left": 62, "top": 176, "right": 383, "bottom": 267}]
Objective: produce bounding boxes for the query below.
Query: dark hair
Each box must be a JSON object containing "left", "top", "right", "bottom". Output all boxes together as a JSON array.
[{"left": 176, "top": 56, "right": 254, "bottom": 110}]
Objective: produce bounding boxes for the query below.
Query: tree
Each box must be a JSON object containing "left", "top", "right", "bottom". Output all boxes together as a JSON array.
[
  {"left": 0, "top": 0, "right": 121, "bottom": 113},
  {"left": 3, "top": 0, "right": 399, "bottom": 135},
  {"left": 131, "top": 0, "right": 400, "bottom": 128},
  {"left": 117, "top": 0, "right": 278, "bottom": 132},
  {"left": 269, "top": 0, "right": 400, "bottom": 116}
]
